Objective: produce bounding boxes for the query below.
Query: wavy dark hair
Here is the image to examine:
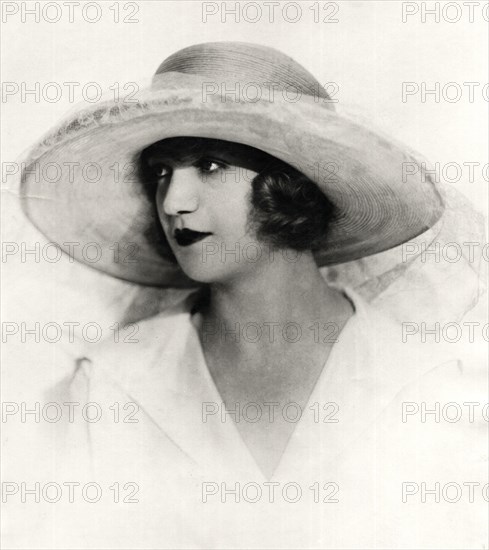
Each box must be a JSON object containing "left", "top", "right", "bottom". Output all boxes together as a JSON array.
[{"left": 138, "top": 136, "right": 337, "bottom": 256}]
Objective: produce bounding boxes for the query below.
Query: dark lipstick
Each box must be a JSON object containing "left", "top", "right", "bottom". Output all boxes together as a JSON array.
[{"left": 174, "top": 228, "right": 212, "bottom": 247}]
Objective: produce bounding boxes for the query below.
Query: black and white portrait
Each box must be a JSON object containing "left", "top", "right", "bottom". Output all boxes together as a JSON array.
[{"left": 2, "top": 1, "right": 487, "bottom": 548}]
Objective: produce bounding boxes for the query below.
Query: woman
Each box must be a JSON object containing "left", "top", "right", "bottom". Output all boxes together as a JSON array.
[
  {"left": 17, "top": 42, "right": 486, "bottom": 549},
  {"left": 137, "top": 134, "right": 359, "bottom": 480}
]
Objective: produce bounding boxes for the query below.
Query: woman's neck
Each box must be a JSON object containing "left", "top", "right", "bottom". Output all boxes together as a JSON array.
[{"left": 199, "top": 250, "right": 351, "bottom": 345}]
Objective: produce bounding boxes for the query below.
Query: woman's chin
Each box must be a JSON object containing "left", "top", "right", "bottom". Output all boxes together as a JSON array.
[{"left": 176, "top": 258, "right": 242, "bottom": 286}]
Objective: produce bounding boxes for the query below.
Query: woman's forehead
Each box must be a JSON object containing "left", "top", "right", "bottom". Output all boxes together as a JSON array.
[{"left": 143, "top": 136, "right": 274, "bottom": 170}]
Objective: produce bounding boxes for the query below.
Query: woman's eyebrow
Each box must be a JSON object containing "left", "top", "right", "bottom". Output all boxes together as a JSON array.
[
  {"left": 144, "top": 144, "right": 261, "bottom": 169},
  {"left": 146, "top": 151, "right": 204, "bottom": 167},
  {"left": 199, "top": 148, "right": 257, "bottom": 167}
]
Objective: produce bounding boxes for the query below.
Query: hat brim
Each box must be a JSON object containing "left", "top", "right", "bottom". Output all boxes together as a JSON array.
[{"left": 20, "top": 72, "right": 444, "bottom": 287}]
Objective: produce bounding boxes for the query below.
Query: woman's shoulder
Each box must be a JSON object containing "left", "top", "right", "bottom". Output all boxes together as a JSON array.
[
  {"left": 339, "top": 287, "right": 486, "bottom": 459},
  {"left": 340, "top": 285, "right": 479, "bottom": 393},
  {"left": 65, "top": 297, "right": 197, "bottom": 394}
]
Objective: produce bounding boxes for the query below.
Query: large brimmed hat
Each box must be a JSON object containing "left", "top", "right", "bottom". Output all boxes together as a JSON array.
[{"left": 19, "top": 41, "right": 444, "bottom": 287}]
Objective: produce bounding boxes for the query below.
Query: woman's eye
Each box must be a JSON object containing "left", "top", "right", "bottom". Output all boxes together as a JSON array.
[
  {"left": 154, "top": 164, "right": 171, "bottom": 179},
  {"left": 198, "top": 158, "right": 227, "bottom": 173}
]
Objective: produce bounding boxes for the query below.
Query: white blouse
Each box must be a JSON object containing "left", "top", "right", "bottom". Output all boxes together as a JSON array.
[{"left": 7, "top": 287, "right": 487, "bottom": 549}]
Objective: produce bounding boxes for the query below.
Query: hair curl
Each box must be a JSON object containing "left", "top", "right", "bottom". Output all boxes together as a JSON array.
[{"left": 248, "top": 163, "right": 336, "bottom": 251}]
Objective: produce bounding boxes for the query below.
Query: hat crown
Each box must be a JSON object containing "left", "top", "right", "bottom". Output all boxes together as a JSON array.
[{"left": 153, "top": 41, "right": 331, "bottom": 102}]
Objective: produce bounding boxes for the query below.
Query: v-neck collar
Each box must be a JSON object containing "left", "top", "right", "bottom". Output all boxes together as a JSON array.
[
  {"left": 187, "top": 286, "right": 361, "bottom": 480},
  {"left": 90, "top": 285, "right": 439, "bottom": 482}
]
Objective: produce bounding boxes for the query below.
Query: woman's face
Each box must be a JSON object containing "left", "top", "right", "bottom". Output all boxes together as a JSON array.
[{"left": 148, "top": 139, "right": 269, "bottom": 284}]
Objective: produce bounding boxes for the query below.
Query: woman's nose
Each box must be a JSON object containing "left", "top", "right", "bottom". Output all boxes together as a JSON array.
[{"left": 161, "top": 167, "right": 200, "bottom": 216}]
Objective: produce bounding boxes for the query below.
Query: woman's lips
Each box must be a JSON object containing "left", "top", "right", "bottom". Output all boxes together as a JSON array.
[{"left": 173, "top": 228, "right": 213, "bottom": 247}]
